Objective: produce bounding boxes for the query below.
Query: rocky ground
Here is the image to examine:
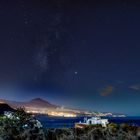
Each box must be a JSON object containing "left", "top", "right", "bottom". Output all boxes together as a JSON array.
[
  {"left": 0, "top": 108, "right": 140, "bottom": 140},
  {"left": 1, "top": 123, "right": 140, "bottom": 140},
  {"left": 45, "top": 124, "right": 140, "bottom": 140}
]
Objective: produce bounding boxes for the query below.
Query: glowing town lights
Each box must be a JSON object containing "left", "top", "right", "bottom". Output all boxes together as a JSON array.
[{"left": 25, "top": 108, "right": 77, "bottom": 117}]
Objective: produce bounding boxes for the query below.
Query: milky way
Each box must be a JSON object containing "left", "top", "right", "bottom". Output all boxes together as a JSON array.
[{"left": 1, "top": 0, "right": 140, "bottom": 115}]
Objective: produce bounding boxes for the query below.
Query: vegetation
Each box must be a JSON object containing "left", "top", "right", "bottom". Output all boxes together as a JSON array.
[
  {"left": 46, "top": 125, "right": 140, "bottom": 140},
  {"left": 0, "top": 108, "right": 45, "bottom": 140},
  {"left": 0, "top": 110, "right": 140, "bottom": 140}
]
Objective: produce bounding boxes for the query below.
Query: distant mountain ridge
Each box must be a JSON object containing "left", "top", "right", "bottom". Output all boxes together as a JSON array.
[
  {"left": 0, "top": 98, "right": 126, "bottom": 117},
  {"left": 0, "top": 98, "right": 57, "bottom": 109}
]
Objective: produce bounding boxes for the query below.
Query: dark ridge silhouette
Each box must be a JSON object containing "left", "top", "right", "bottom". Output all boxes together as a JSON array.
[
  {"left": 0, "top": 103, "right": 15, "bottom": 114},
  {"left": 1, "top": 98, "right": 58, "bottom": 109},
  {"left": 29, "top": 98, "right": 57, "bottom": 108}
]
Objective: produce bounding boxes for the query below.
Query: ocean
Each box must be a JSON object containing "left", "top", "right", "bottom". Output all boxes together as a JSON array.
[{"left": 35, "top": 115, "right": 140, "bottom": 128}]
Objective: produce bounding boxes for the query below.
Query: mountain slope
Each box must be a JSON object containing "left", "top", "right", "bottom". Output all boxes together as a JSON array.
[{"left": 2, "top": 98, "right": 57, "bottom": 109}]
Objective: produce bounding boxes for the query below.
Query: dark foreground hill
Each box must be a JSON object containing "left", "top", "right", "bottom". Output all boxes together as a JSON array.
[{"left": 0, "top": 103, "right": 15, "bottom": 114}]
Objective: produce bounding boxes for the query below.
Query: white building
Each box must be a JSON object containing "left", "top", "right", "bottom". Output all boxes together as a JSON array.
[{"left": 79, "top": 117, "right": 109, "bottom": 127}]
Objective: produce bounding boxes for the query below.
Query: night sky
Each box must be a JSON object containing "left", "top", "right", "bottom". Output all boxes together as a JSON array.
[{"left": 1, "top": 0, "right": 140, "bottom": 115}]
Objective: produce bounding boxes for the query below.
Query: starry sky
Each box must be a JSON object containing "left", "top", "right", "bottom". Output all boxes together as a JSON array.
[{"left": 1, "top": 0, "right": 140, "bottom": 115}]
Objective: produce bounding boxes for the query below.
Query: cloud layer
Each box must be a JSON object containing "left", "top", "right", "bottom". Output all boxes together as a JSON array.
[
  {"left": 99, "top": 85, "right": 114, "bottom": 96},
  {"left": 129, "top": 84, "right": 140, "bottom": 91}
]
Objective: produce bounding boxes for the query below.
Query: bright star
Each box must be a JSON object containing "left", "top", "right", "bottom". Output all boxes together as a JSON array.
[{"left": 74, "top": 71, "right": 78, "bottom": 75}]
